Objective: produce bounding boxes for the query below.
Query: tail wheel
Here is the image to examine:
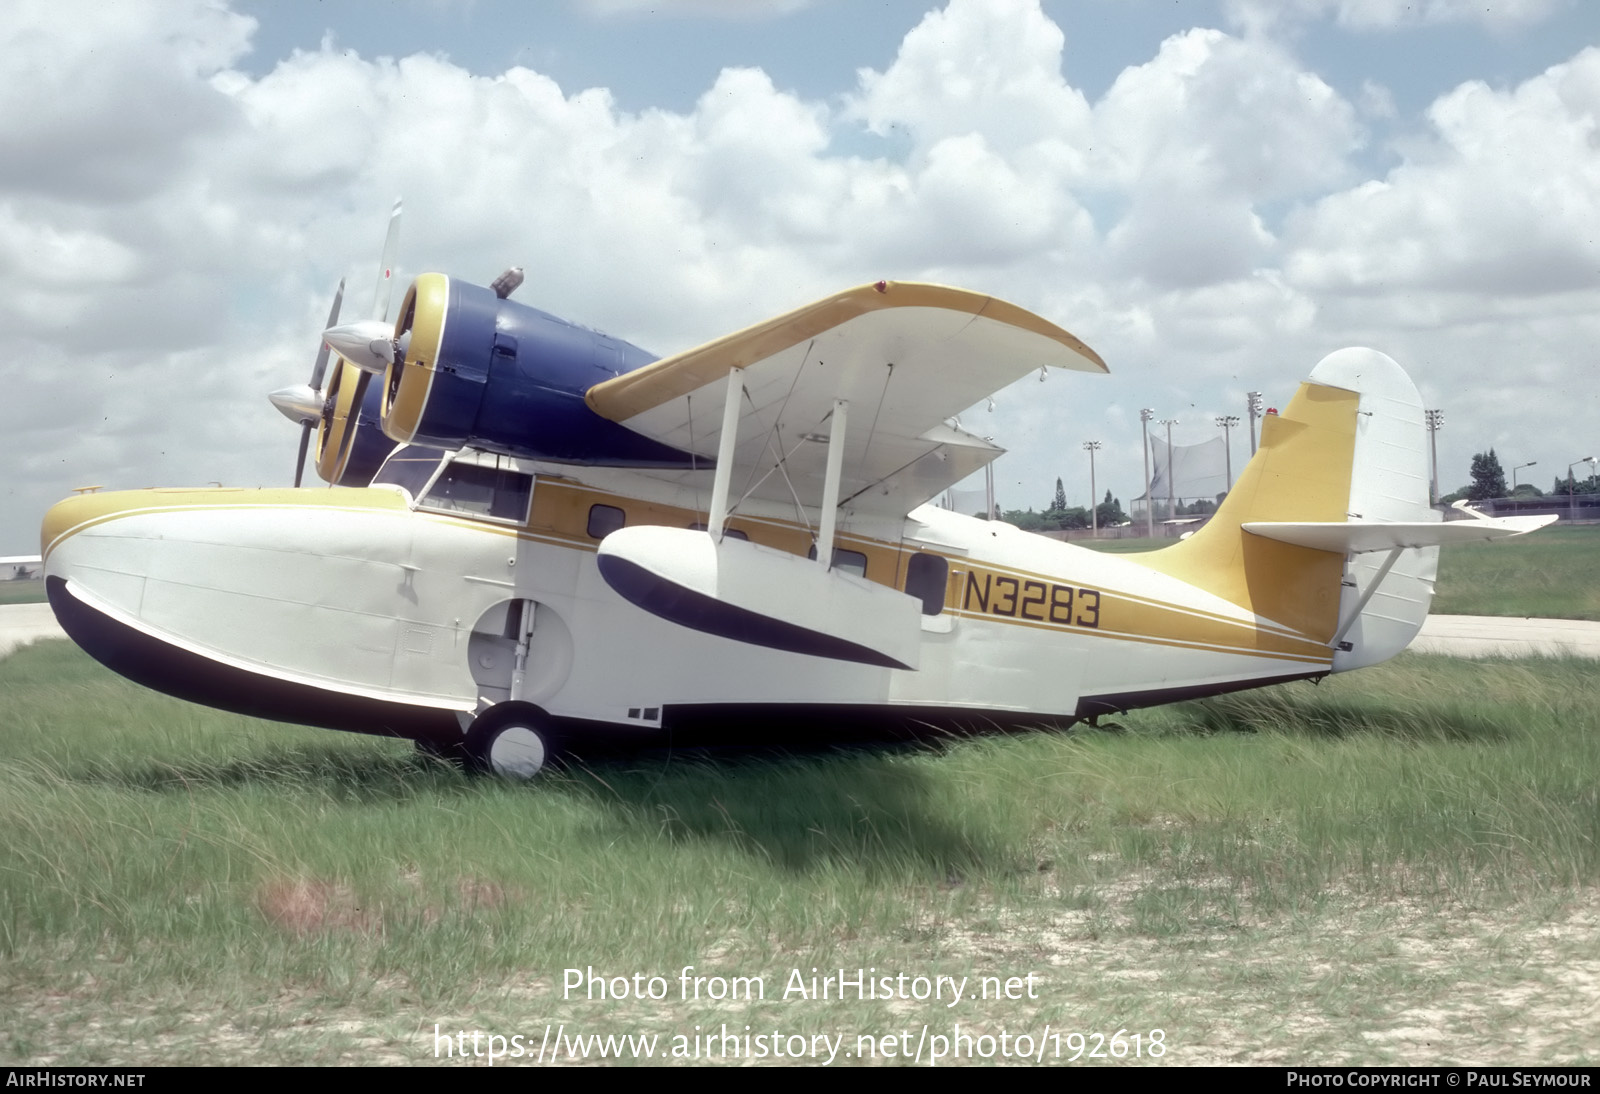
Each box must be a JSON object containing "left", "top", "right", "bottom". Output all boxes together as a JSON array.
[{"left": 465, "top": 707, "right": 552, "bottom": 780}]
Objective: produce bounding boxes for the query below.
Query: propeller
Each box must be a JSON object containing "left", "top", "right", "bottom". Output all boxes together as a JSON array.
[
  {"left": 268, "top": 199, "right": 402, "bottom": 486},
  {"left": 321, "top": 198, "right": 405, "bottom": 375},
  {"left": 269, "top": 278, "right": 344, "bottom": 487}
]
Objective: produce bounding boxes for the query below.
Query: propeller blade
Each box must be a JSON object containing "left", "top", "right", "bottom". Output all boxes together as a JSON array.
[
  {"left": 308, "top": 278, "right": 345, "bottom": 393},
  {"left": 294, "top": 421, "right": 312, "bottom": 487},
  {"left": 373, "top": 197, "right": 402, "bottom": 323}
]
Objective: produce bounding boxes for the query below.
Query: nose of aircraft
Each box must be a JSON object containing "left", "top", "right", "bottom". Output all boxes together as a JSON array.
[
  {"left": 41, "top": 489, "right": 142, "bottom": 561},
  {"left": 36, "top": 483, "right": 464, "bottom": 740}
]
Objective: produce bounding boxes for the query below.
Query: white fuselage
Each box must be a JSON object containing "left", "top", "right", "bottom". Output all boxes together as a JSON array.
[{"left": 40, "top": 455, "right": 1339, "bottom": 746}]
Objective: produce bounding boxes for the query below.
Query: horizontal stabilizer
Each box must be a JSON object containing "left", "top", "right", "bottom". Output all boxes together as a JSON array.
[{"left": 1244, "top": 513, "right": 1557, "bottom": 554}]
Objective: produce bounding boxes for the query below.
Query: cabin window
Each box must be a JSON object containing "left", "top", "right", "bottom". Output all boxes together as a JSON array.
[
  {"left": 688, "top": 522, "right": 748, "bottom": 541},
  {"left": 372, "top": 445, "right": 447, "bottom": 500},
  {"left": 807, "top": 545, "right": 868, "bottom": 578},
  {"left": 587, "top": 504, "right": 626, "bottom": 539},
  {"left": 419, "top": 459, "right": 532, "bottom": 524},
  {"left": 905, "top": 552, "right": 949, "bottom": 616}
]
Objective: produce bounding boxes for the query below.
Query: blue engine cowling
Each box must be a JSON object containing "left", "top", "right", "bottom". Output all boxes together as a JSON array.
[{"left": 379, "top": 273, "right": 695, "bottom": 467}]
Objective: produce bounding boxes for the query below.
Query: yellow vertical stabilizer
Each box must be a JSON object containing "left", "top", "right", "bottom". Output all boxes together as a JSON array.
[{"left": 1137, "top": 380, "right": 1359, "bottom": 641}]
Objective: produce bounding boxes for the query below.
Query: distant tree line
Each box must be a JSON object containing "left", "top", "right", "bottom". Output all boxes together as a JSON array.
[
  {"left": 1439, "top": 448, "right": 1600, "bottom": 504},
  {"left": 995, "top": 478, "right": 1128, "bottom": 531}
]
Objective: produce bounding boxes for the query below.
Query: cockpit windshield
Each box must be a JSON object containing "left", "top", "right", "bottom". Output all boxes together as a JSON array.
[
  {"left": 372, "top": 445, "right": 447, "bottom": 500},
  {"left": 418, "top": 454, "right": 534, "bottom": 525}
]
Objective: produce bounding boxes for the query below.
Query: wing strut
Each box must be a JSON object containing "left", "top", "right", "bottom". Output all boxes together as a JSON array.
[
  {"left": 706, "top": 367, "right": 745, "bottom": 539},
  {"left": 815, "top": 399, "right": 848, "bottom": 571}
]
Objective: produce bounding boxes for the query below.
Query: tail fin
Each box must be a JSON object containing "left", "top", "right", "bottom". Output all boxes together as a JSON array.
[{"left": 1138, "top": 348, "right": 1435, "bottom": 668}]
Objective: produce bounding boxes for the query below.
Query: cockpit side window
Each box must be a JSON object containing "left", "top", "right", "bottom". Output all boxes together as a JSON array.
[
  {"left": 418, "top": 457, "right": 533, "bottom": 524},
  {"left": 807, "top": 545, "right": 868, "bottom": 578},
  {"left": 587, "top": 504, "right": 626, "bottom": 539},
  {"left": 688, "top": 522, "right": 748, "bottom": 541}
]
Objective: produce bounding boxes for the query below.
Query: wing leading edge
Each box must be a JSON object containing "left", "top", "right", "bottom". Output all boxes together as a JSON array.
[{"left": 583, "top": 281, "right": 1106, "bottom": 518}]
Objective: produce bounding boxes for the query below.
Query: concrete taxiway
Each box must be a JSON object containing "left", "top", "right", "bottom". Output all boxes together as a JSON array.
[
  {"left": 3, "top": 600, "right": 1600, "bottom": 663},
  {"left": 1412, "top": 614, "right": 1600, "bottom": 659},
  {"left": 0, "top": 601, "right": 65, "bottom": 658}
]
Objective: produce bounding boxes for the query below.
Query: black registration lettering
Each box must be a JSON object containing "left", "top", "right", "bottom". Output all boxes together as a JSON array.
[
  {"left": 963, "top": 570, "right": 990, "bottom": 613},
  {"left": 1076, "top": 589, "right": 1101, "bottom": 629},
  {"left": 1048, "top": 584, "right": 1074, "bottom": 624},
  {"left": 965, "top": 569, "right": 1102, "bottom": 629},
  {"left": 1019, "top": 580, "right": 1046, "bottom": 621},
  {"left": 991, "top": 575, "right": 1019, "bottom": 616}
]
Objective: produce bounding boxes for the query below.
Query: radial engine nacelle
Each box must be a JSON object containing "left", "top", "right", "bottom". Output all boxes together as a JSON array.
[{"left": 377, "top": 273, "right": 699, "bottom": 468}]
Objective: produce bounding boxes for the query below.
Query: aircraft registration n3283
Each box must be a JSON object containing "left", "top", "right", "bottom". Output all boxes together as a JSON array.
[{"left": 38, "top": 211, "right": 1554, "bottom": 777}]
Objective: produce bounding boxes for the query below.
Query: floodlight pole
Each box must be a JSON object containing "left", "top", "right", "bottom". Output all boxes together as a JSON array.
[
  {"left": 1246, "top": 392, "right": 1262, "bottom": 456},
  {"left": 1159, "top": 419, "right": 1179, "bottom": 523},
  {"left": 1140, "top": 408, "right": 1154, "bottom": 537},
  {"left": 1569, "top": 457, "right": 1596, "bottom": 522},
  {"left": 1425, "top": 409, "right": 1444, "bottom": 506},
  {"left": 1083, "top": 440, "right": 1102, "bottom": 536},
  {"left": 1216, "top": 415, "right": 1239, "bottom": 491}
]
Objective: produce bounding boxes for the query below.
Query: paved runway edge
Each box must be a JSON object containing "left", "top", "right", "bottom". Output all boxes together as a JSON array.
[
  {"left": 0, "top": 601, "right": 67, "bottom": 659},
  {"left": 1412, "top": 614, "right": 1600, "bottom": 659}
]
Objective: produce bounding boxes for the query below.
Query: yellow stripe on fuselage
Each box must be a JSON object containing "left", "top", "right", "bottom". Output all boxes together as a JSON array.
[{"left": 943, "top": 561, "right": 1332, "bottom": 664}]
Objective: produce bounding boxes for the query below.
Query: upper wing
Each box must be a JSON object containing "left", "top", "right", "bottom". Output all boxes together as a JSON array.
[{"left": 584, "top": 281, "right": 1106, "bottom": 517}]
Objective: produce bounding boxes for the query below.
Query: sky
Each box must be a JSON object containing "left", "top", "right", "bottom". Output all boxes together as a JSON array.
[{"left": 5, "top": 0, "right": 1600, "bottom": 552}]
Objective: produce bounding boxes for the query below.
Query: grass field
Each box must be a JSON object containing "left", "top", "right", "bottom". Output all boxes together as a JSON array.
[
  {"left": 3, "top": 640, "right": 1596, "bottom": 1066},
  {"left": 0, "top": 580, "right": 44, "bottom": 606},
  {"left": 1430, "top": 524, "right": 1600, "bottom": 620}
]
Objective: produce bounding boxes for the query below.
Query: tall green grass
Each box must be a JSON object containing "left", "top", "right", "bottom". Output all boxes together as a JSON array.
[{"left": 3, "top": 642, "right": 1597, "bottom": 1065}]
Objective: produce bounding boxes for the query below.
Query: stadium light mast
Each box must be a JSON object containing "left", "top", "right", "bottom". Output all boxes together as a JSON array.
[
  {"left": 1158, "top": 418, "right": 1179, "bottom": 522},
  {"left": 1084, "top": 440, "right": 1102, "bottom": 536},
  {"left": 1140, "top": 409, "right": 1155, "bottom": 536},
  {"left": 1425, "top": 409, "right": 1444, "bottom": 505},
  {"left": 1216, "top": 415, "right": 1240, "bottom": 491},
  {"left": 1246, "top": 392, "right": 1263, "bottom": 455},
  {"left": 1569, "top": 456, "right": 1596, "bottom": 519}
]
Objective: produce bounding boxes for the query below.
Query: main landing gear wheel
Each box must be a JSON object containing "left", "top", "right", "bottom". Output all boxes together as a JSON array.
[{"left": 464, "top": 709, "right": 551, "bottom": 780}]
